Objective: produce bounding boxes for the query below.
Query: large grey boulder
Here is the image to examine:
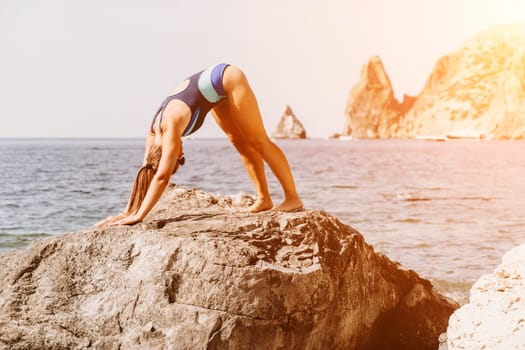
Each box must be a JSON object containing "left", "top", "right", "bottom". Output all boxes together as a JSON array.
[
  {"left": 447, "top": 243, "right": 525, "bottom": 350},
  {"left": 0, "top": 186, "right": 457, "bottom": 349}
]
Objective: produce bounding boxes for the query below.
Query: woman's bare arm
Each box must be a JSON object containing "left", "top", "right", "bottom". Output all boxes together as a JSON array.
[{"left": 113, "top": 127, "right": 181, "bottom": 225}]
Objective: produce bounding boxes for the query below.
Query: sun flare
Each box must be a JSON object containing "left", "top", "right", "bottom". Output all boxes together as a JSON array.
[{"left": 478, "top": 0, "right": 525, "bottom": 25}]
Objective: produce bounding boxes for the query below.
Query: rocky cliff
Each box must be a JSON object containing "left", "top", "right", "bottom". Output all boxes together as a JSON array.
[
  {"left": 272, "top": 105, "right": 307, "bottom": 139},
  {"left": 343, "top": 56, "right": 412, "bottom": 139},
  {"left": 344, "top": 23, "right": 525, "bottom": 139},
  {"left": 446, "top": 243, "right": 525, "bottom": 349},
  {"left": 0, "top": 186, "right": 457, "bottom": 350}
]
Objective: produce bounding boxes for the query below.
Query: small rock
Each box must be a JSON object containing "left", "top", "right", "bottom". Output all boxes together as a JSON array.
[{"left": 272, "top": 105, "right": 307, "bottom": 139}]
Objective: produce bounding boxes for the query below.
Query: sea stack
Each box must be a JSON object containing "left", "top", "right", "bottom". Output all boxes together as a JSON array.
[
  {"left": 343, "top": 56, "right": 411, "bottom": 139},
  {"left": 344, "top": 23, "right": 525, "bottom": 139},
  {"left": 0, "top": 185, "right": 457, "bottom": 349},
  {"left": 272, "top": 105, "right": 307, "bottom": 139}
]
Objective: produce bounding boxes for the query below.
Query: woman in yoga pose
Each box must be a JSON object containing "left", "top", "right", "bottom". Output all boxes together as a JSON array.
[{"left": 97, "top": 63, "right": 302, "bottom": 226}]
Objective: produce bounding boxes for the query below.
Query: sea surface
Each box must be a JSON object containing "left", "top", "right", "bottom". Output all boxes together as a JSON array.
[{"left": 1, "top": 138, "right": 524, "bottom": 304}]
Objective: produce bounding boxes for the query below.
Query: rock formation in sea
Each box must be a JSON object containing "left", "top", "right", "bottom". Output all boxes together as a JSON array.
[
  {"left": 272, "top": 105, "right": 307, "bottom": 139},
  {"left": 446, "top": 243, "right": 525, "bottom": 349},
  {"left": 0, "top": 186, "right": 457, "bottom": 349},
  {"left": 344, "top": 23, "right": 525, "bottom": 139},
  {"left": 343, "top": 56, "right": 414, "bottom": 138}
]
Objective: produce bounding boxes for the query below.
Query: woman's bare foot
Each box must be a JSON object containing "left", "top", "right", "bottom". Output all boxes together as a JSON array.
[
  {"left": 91, "top": 213, "right": 126, "bottom": 229},
  {"left": 273, "top": 198, "right": 304, "bottom": 212},
  {"left": 246, "top": 198, "right": 274, "bottom": 213}
]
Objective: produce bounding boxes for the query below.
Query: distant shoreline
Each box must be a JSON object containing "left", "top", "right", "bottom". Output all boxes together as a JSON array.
[{"left": 1, "top": 137, "right": 524, "bottom": 142}]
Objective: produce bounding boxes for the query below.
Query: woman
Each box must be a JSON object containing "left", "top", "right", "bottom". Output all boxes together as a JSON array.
[{"left": 97, "top": 63, "right": 303, "bottom": 227}]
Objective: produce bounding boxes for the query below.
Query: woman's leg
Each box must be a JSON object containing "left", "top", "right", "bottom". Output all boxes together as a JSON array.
[
  {"left": 211, "top": 107, "right": 273, "bottom": 212},
  {"left": 218, "top": 66, "right": 303, "bottom": 211}
]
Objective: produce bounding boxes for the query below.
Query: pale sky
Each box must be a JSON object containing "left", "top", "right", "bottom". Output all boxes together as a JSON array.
[{"left": 1, "top": 0, "right": 524, "bottom": 138}]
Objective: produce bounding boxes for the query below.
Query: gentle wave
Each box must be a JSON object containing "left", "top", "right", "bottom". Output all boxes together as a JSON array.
[
  {"left": 430, "top": 278, "right": 473, "bottom": 305},
  {"left": 0, "top": 233, "right": 52, "bottom": 252},
  {"left": 330, "top": 185, "right": 359, "bottom": 189},
  {"left": 393, "top": 218, "right": 422, "bottom": 224},
  {"left": 403, "top": 196, "right": 493, "bottom": 202},
  {"left": 382, "top": 193, "right": 494, "bottom": 202}
]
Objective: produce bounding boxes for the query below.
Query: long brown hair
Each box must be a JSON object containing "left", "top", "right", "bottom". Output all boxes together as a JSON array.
[{"left": 125, "top": 144, "right": 162, "bottom": 214}]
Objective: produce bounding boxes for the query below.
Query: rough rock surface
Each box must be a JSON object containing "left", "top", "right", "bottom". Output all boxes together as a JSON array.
[
  {"left": 272, "top": 105, "right": 307, "bottom": 139},
  {"left": 0, "top": 186, "right": 457, "bottom": 350},
  {"left": 344, "top": 24, "right": 525, "bottom": 139},
  {"left": 447, "top": 243, "right": 525, "bottom": 350}
]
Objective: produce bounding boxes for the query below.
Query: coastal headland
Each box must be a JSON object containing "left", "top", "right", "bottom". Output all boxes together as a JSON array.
[{"left": 344, "top": 24, "right": 525, "bottom": 140}]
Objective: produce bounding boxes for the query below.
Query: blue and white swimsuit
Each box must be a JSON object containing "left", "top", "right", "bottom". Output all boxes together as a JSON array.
[{"left": 150, "top": 63, "right": 230, "bottom": 137}]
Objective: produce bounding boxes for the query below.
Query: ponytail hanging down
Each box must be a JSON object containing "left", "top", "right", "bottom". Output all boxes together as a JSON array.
[{"left": 125, "top": 145, "right": 162, "bottom": 214}]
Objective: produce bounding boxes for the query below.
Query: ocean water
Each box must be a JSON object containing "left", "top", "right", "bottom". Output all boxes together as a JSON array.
[{"left": 1, "top": 138, "right": 524, "bottom": 304}]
